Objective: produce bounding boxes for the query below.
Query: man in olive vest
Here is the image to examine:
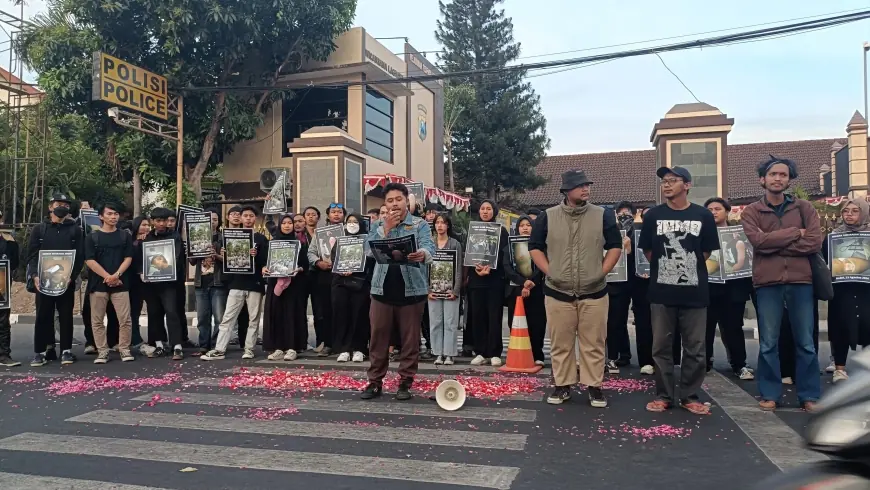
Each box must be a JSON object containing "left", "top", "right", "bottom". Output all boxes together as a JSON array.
[{"left": 529, "top": 170, "right": 623, "bottom": 408}]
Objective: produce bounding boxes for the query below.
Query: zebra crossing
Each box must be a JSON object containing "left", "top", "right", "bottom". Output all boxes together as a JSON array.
[{"left": 0, "top": 366, "right": 542, "bottom": 489}]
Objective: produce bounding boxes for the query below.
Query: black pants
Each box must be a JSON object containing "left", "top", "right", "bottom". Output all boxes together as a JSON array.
[
  {"left": 0, "top": 309, "right": 11, "bottom": 357},
  {"left": 129, "top": 280, "right": 145, "bottom": 345},
  {"left": 175, "top": 281, "right": 188, "bottom": 342},
  {"left": 507, "top": 291, "right": 547, "bottom": 362},
  {"left": 422, "top": 307, "right": 431, "bottom": 350},
  {"left": 706, "top": 298, "right": 748, "bottom": 372},
  {"left": 145, "top": 286, "right": 184, "bottom": 347},
  {"left": 331, "top": 284, "right": 371, "bottom": 354},
  {"left": 311, "top": 279, "right": 333, "bottom": 348},
  {"left": 83, "top": 294, "right": 120, "bottom": 348},
  {"left": 34, "top": 288, "right": 75, "bottom": 353},
  {"left": 470, "top": 287, "right": 504, "bottom": 358},
  {"left": 462, "top": 293, "right": 474, "bottom": 352},
  {"left": 631, "top": 282, "right": 654, "bottom": 367},
  {"left": 606, "top": 291, "right": 632, "bottom": 361}
]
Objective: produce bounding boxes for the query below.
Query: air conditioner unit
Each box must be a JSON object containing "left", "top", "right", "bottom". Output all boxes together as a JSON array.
[{"left": 259, "top": 168, "right": 291, "bottom": 193}]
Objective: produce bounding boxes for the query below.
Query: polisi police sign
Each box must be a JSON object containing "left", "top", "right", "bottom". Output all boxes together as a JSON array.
[{"left": 92, "top": 52, "right": 168, "bottom": 120}]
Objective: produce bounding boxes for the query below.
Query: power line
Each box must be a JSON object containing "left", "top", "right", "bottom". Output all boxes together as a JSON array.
[
  {"left": 177, "top": 9, "right": 870, "bottom": 93},
  {"left": 654, "top": 53, "right": 701, "bottom": 103}
]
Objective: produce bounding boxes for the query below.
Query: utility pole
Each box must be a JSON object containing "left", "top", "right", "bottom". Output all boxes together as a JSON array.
[{"left": 176, "top": 96, "right": 184, "bottom": 207}]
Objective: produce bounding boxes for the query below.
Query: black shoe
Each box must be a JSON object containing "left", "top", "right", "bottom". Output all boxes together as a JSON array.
[
  {"left": 588, "top": 386, "right": 607, "bottom": 408},
  {"left": 172, "top": 348, "right": 184, "bottom": 361},
  {"left": 389, "top": 351, "right": 399, "bottom": 363},
  {"left": 0, "top": 355, "right": 20, "bottom": 367},
  {"left": 181, "top": 340, "right": 198, "bottom": 349},
  {"left": 615, "top": 356, "right": 631, "bottom": 368},
  {"left": 419, "top": 350, "right": 434, "bottom": 361},
  {"left": 153, "top": 346, "right": 166, "bottom": 357},
  {"left": 360, "top": 382, "right": 383, "bottom": 400},
  {"left": 395, "top": 379, "right": 413, "bottom": 401},
  {"left": 61, "top": 352, "right": 76, "bottom": 365},
  {"left": 547, "top": 386, "right": 571, "bottom": 405},
  {"left": 460, "top": 347, "right": 474, "bottom": 358},
  {"left": 44, "top": 348, "right": 58, "bottom": 362},
  {"left": 318, "top": 346, "right": 332, "bottom": 357},
  {"left": 30, "top": 353, "right": 47, "bottom": 367}
]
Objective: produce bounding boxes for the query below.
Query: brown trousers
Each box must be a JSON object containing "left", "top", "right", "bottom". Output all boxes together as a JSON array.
[
  {"left": 545, "top": 294, "right": 608, "bottom": 387},
  {"left": 368, "top": 298, "right": 426, "bottom": 384},
  {"left": 89, "top": 291, "right": 132, "bottom": 353}
]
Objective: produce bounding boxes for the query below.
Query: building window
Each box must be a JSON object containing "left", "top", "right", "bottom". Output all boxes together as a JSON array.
[
  {"left": 365, "top": 89, "right": 393, "bottom": 163},
  {"left": 345, "top": 159, "right": 362, "bottom": 214},
  {"left": 670, "top": 141, "right": 718, "bottom": 204},
  {"left": 282, "top": 88, "right": 348, "bottom": 157}
]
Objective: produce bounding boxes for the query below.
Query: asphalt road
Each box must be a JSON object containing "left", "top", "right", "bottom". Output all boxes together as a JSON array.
[{"left": 0, "top": 322, "right": 843, "bottom": 490}]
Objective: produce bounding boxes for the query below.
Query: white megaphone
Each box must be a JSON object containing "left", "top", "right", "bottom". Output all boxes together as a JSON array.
[{"left": 435, "top": 379, "right": 466, "bottom": 411}]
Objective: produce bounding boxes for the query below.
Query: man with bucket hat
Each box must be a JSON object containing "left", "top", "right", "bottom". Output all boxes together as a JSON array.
[{"left": 528, "top": 170, "right": 623, "bottom": 408}]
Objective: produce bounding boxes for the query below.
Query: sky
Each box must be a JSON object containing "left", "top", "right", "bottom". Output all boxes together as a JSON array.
[{"left": 2, "top": 0, "right": 869, "bottom": 155}]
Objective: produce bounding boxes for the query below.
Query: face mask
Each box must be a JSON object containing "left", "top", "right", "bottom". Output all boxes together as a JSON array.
[
  {"left": 346, "top": 222, "right": 359, "bottom": 235},
  {"left": 618, "top": 214, "right": 634, "bottom": 228},
  {"left": 52, "top": 206, "right": 70, "bottom": 219}
]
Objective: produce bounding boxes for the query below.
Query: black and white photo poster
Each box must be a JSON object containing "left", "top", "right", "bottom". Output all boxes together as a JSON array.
[
  {"left": 223, "top": 228, "right": 255, "bottom": 274},
  {"left": 606, "top": 230, "right": 628, "bottom": 283},
  {"left": 266, "top": 240, "right": 300, "bottom": 277},
  {"left": 464, "top": 221, "right": 502, "bottom": 268},
  {"left": 509, "top": 236, "right": 535, "bottom": 278},
  {"left": 718, "top": 226, "right": 754, "bottom": 280},
  {"left": 634, "top": 229, "right": 650, "bottom": 277},
  {"left": 706, "top": 249, "right": 725, "bottom": 284},
  {"left": 80, "top": 209, "right": 101, "bottom": 236},
  {"left": 369, "top": 235, "right": 419, "bottom": 267},
  {"left": 829, "top": 231, "right": 870, "bottom": 283},
  {"left": 176, "top": 204, "right": 203, "bottom": 240},
  {"left": 142, "top": 240, "right": 176, "bottom": 282},
  {"left": 405, "top": 182, "right": 425, "bottom": 211},
  {"left": 37, "top": 250, "right": 76, "bottom": 296},
  {"left": 314, "top": 224, "right": 344, "bottom": 260},
  {"left": 332, "top": 236, "right": 366, "bottom": 273},
  {"left": 0, "top": 260, "right": 10, "bottom": 309},
  {"left": 185, "top": 212, "right": 213, "bottom": 258},
  {"left": 263, "top": 170, "right": 288, "bottom": 215},
  {"left": 429, "top": 249, "right": 456, "bottom": 298}
]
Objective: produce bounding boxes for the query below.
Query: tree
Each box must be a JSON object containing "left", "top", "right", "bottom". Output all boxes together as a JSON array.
[
  {"left": 443, "top": 83, "right": 474, "bottom": 192},
  {"left": 436, "top": 0, "right": 549, "bottom": 199},
  {"left": 18, "top": 0, "right": 356, "bottom": 201}
]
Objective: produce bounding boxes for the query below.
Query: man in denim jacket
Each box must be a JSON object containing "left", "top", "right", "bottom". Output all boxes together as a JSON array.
[{"left": 361, "top": 182, "right": 435, "bottom": 401}]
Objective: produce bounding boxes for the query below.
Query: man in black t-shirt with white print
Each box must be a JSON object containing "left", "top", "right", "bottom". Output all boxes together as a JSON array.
[{"left": 638, "top": 166, "right": 719, "bottom": 416}]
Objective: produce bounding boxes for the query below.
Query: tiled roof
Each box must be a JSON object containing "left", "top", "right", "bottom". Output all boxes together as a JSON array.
[{"left": 521, "top": 138, "right": 846, "bottom": 206}]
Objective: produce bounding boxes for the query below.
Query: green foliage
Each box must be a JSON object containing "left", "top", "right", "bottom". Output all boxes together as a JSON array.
[
  {"left": 160, "top": 181, "right": 199, "bottom": 210},
  {"left": 16, "top": 0, "right": 357, "bottom": 198},
  {"left": 436, "top": 0, "right": 550, "bottom": 199}
]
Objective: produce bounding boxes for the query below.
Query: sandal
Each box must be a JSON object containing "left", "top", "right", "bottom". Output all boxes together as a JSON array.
[
  {"left": 645, "top": 399, "right": 671, "bottom": 412},
  {"left": 802, "top": 401, "right": 817, "bottom": 413},
  {"left": 759, "top": 400, "right": 776, "bottom": 411},
  {"left": 680, "top": 400, "right": 711, "bottom": 415}
]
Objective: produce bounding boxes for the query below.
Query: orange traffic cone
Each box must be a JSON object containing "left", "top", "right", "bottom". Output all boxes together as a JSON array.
[{"left": 500, "top": 296, "right": 543, "bottom": 374}]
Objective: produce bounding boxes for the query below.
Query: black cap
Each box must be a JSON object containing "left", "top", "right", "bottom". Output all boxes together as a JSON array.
[
  {"left": 50, "top": 193, "right": 72, "bottom": 204},
  {"left": 656, "top": 166, "right": 692, "bottom": 183},
  {"left": 559, "top": 170, "right": 593, "bottom": 192}
]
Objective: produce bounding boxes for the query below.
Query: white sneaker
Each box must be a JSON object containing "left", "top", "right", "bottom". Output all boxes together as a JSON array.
[
  {"left": 434, "top": 356, "right": 444, "bottom": 365},
  {"left": 140, "top": 344, "right": 156, "bottom": 356},
  {"left": 832, "top": 370, "right": 849, "bottom": 384},
  {"left": 825, "top": 360, "right": 836, "bottom": 373},
  {"left": 241, "top": 348, "right": 255, "bottom": 360},
  {"left": 470, "top": 355, "right": 486, "bottom": 366},
  {"left": 120, "top": 350, "right": 135, "bottom": 362},
  {"left": 444, "top": 356, "right": 454, "bottom": 365},
  {"left": 200, "top": 350, "right": 225, "bottom": 361},
  {"left": 737, "top": 367, "right": 755, "bottom": 380},
  {"left": 351, "top": 351, "right": 364, "bottom": 363},
  {"left": 284, "top": 349, "right": 298, "bottom": 361},
  {"left": 535, "top": 360, "right": 545, "bottom": 366},
  {"left": 640, "top": 365, "right": 655, "bottom": 375},
  {"left": 782, "top": 377, "right": 794, "bottom": 385},
  {"left": 336, "top": 352, "right": 350, "bottom": 362},
  {"left": 267, "top": 350, "right": 284, "bottom": 361},
  {"left": 83, "top": 345, "right": 97, "bottom": 355},
  {"left": 490, "top": 357, "right": 502, "bottom": 367}
]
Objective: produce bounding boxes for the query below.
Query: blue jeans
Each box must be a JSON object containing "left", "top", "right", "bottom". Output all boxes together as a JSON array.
[
  {"left": 195, "top": 287, "right": 228, "bottom": 350},
  {"left": 756, "top": 284, "right": 821, "bottom": 404}
]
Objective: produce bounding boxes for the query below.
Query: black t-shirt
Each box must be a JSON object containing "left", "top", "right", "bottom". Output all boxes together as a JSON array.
[
  {"left": 85, "top": 229, "right": 134, "bottom": 293},
  {"left": 372, "top": 265, "right": 426, "bottom": 306},
  {"left": 638, "top": 203, "right": 719, "bottom": 308}
]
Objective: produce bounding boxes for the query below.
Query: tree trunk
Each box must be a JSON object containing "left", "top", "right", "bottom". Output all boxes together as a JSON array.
[
  {"left": 187, "top": 91, "right": 227, "bottom": 200},
  {"left": 132, "top": 164, "right": 142, "bottom": 216},
  {"left": 446, "top": 136, "right": 456, "bottom": 192}
]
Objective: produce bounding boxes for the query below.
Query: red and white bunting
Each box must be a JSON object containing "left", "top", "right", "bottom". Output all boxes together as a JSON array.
[{"left": 363, "top": 173, "right": 470, "bottom": 212}]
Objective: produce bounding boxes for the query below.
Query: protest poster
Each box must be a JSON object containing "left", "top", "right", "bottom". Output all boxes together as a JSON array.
[
  {"left": 142, "top": 240, "right": 176, "bottom": 282},
  {"left": 332, "top": 236, "right": 367, "bottom": 273},
  {"left": 223, "top": 228, "right": 255, "bottom": 274},
  {"left": 829, "top": 231, "right": 870, "bottom": 283},
  {"left": 265, "top": 240, "right": 300, "bottom": 277},
  {"left": 429, "top": 249, "right": 457, "bottom": 298},
  {"left": 464, "top": 221, "right": 502, "bottom": 268},
  {"left": 185, "top": 212, "right": 213, "bottom": 258},
  {"left": 37, "top": 250, "right": 76, "bottom": 295}
]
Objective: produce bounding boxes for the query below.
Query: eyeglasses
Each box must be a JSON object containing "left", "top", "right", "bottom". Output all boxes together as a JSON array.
[{"left": 660, "top": 178, "right": 683, "bottom": 186}]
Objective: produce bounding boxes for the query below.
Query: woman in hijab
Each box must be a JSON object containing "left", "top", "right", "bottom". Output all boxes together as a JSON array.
[
  {"left": 331, "top": 213, "right": 375, "bottom": 363},
  {"left": 503, "top": 215, "right": 546, "bottom": 365},
  {"left": 263, "top": 213, "right": 308, "bottom": 361},
  {"left": 824, "top": 198, "right": 870, "bottom": 382},
  {"left": 467, "top": 199, "right": 510, "bottom": 366}
]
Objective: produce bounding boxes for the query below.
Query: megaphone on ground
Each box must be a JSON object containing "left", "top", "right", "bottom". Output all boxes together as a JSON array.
[{"left": 435, "top": 379, "right": 466, "bottom": 411}]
